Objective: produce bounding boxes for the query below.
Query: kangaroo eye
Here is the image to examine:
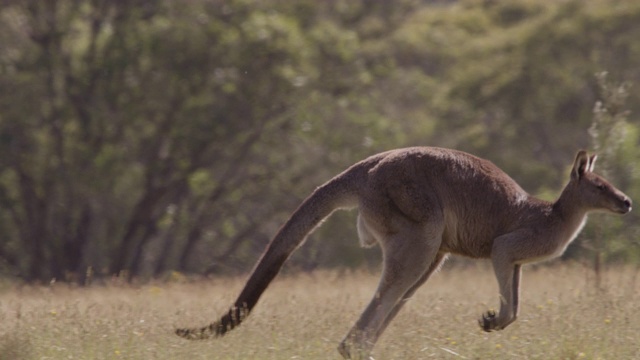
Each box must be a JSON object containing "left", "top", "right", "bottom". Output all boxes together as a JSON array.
[{"left": 597, "top": 184, "right": 606, "bottom": 191}]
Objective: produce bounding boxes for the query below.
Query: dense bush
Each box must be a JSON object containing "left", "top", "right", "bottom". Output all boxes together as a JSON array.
[{"left": 0, "top": 0, "right": 638, "bottom": 282}]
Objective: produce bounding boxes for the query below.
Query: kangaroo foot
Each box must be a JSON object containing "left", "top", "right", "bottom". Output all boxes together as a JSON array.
[
  {"left": 338, "top": 342, "right": 351, "bottom": 359},
  {"left": 338, "top": 340, "right": 375, "bottom": 360}
]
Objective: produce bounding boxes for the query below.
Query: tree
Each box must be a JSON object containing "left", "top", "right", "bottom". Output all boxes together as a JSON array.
[
  {"left": 0, "top": 0, "right": 639, "bottom": 283},
  {"left": 0, "top": 0, "right": 321, "bottom": 281}
]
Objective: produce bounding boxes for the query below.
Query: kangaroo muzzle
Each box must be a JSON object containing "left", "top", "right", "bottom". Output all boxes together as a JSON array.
[{"left": 620, "top": 196, "right": 632, "bottom": 214}]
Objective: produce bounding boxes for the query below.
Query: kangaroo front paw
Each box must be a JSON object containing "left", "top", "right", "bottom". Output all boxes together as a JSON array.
[{"left": 478, "top": 310, "right": 499, "bottom": 332}]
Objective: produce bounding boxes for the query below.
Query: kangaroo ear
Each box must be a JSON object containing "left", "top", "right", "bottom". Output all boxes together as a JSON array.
[
  {"left": 588, "top": 154, "right": 597, "bottom": 172},
  {"left": 572, "top": 150, "right": 590, "bottom": 180}
]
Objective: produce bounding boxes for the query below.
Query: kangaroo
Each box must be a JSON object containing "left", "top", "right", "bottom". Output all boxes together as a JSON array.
[{"left": 176, "top": 147, "right": 631, "bottom": 359}]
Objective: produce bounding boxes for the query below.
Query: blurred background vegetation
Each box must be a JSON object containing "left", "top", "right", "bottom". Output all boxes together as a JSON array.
[{"left": 0, "top": 0, "right": 638, "bottom": 283}]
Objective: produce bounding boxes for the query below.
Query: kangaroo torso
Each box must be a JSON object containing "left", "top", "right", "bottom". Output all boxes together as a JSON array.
[{"left": 358, "top": 147, "right": 550, "bottom": 258}]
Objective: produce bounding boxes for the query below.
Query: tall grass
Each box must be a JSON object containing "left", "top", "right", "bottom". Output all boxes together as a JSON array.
[{"left": 1, "top": 263, "right": 639, "bottom": 359}]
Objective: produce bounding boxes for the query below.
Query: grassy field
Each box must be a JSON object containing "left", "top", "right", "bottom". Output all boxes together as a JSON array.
[{"left": 1, "top": 263, "right": 639, "bottom": 360}]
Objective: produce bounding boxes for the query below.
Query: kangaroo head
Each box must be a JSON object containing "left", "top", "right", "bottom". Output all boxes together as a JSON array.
[{"left": 569, "top": 150, "right": 632, "bottom": 214}]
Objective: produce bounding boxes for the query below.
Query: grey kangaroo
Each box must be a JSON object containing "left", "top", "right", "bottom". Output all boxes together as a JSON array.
[{"left": 176, "top": 147, "right": 631, "bottom": 359}]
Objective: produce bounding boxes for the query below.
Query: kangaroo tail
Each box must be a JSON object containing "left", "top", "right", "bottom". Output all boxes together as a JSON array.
[{"left": 176, "top": 171, "right": 359, "bottom": 340}]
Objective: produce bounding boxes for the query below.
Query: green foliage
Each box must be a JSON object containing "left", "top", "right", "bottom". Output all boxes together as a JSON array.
[
  {"left": 589, "top": 72, "right": 632, "bottom": 174},
  {"left": 582, "top": 72, "right": 640, "bottom": 269},
  {"left": 0, "top": 0, "right": 639, "bottom": 282}
]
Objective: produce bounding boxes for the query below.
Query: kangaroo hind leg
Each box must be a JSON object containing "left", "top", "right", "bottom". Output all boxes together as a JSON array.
[
  {"left": 338, "top": 224, "right": 443, "bottom": 359},
  {"left": 375, "top": 252, "right": 448, "bottom": 340}
]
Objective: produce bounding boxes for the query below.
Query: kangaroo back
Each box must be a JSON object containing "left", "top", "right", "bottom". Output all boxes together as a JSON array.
[{"left": 176, "top": 169, "right": 360, "bottom": 339}]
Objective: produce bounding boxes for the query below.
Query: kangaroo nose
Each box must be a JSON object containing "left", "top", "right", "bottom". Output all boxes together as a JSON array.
[{"left": 624, "top": 198, "right": 632, "bottom": 209}]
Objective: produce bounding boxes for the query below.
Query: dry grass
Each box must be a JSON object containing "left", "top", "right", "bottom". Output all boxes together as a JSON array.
[{"left": 1, "top": 263, "right": 639, "bottom": 359}]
